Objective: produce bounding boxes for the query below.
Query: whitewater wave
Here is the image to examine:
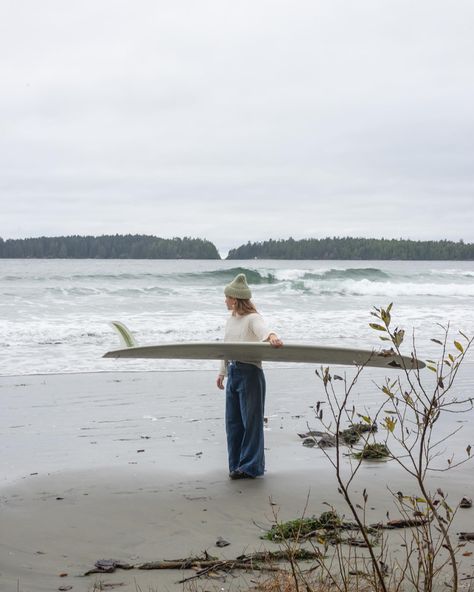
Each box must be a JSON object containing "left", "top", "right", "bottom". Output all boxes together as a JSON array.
[{"left": 3, "top": 265, "right": 474, "bottom": 287}]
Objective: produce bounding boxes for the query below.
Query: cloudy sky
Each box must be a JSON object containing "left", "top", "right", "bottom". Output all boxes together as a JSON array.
[{"left": 1, "top": 0, "right": 473, "bottom": 254}]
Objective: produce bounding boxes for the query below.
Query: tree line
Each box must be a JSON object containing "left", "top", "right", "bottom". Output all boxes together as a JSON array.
[
  {"left": 1, "top": 235, "right": 473, "bottom": 260},
  {"left": 0, "top": 234, "right": 220, "bottom": 259},
  {"left": 226, "top": 237, "right": 474, "bottom": 260}
]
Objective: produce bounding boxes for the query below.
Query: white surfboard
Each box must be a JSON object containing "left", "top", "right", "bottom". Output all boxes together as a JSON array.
[{"left": 103, "top": 322, "right": 425, "bottom": 370}]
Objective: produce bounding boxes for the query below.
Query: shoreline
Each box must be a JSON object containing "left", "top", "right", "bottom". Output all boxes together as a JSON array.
[{"left": 1, "top": 369, "right": 473, "bottom": 591}]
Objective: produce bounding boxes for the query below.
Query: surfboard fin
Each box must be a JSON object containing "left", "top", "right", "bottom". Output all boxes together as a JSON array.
[{"left": 110, "top": 321, "right": 137, "bottom": 348}]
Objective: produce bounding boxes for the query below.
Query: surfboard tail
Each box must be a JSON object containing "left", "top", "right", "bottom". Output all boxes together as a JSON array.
[{"left": 110, "top": 321, "right": 137, "bottom": 348}]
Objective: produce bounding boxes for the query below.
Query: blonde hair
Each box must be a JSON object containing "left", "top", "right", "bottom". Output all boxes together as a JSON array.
[{"left": 233, "top": 298, "right": 258, "bottom": 316}]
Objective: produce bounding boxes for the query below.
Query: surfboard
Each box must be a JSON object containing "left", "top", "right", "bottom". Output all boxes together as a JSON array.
[{"left": 103, "top": 322, "right": 425, "bottom": 370}]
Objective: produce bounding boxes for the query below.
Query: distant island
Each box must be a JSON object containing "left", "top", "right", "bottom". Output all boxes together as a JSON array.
[
  {"left": 227, "top": 237, "right": 474, "bottom": 260},
  {"left": 0, "top": 235, "right": 220, "bottom": 259},
  {"left": 1, "top": 235, "right": 473, "bottom": 260}
]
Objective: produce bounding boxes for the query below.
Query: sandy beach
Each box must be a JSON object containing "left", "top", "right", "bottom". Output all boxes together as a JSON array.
[{"left": 1, "top": 367, "right": 473, "bottom": 591}]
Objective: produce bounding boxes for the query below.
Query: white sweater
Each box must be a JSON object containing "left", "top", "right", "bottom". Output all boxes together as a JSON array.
[{"left": 219, "top": 312, "right": 273, "bottom": 375}]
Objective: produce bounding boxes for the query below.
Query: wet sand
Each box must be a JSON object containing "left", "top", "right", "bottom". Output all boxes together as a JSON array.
[{"left": 1, "top": 368, "right": 473, "bottom": 591}]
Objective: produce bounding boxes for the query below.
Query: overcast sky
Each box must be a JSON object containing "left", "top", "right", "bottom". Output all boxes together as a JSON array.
[{"left": 1, "top": 0, "right": 473, "bottom": 254}]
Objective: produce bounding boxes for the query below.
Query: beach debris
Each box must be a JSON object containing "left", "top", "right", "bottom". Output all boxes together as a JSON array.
[
  {"left": 184, "top": 495, "right": 207, "bottom": 501},
  {"left": 300, "top": 431, "right": 336, "bottom": 448},
  {"left": 317, "top": 434, "right": 337, "bottom": 448},
  {"left": 459, "top": 532, "right": 474, "bottom": 541},
  {"left": 298, "top": 430, "right": 325, "bottom": 438},
  {"left": 174, "top": 549, "right": 322, "bottom": 584},
  {"left": 83, "top": 559, "right": 133, "bottom": 575},
  {"left": 460, "top": 497, "right": 473, "bottom": 508},
  {"left": 298, "top": 422, "right": 378, "bottom": 449},
  {"left": 262, "top": 510, "right": 343, "bottom": 541},
  {"left": 215, "top": 536, "right": 230, "bottom": 547},
  {"left": 83, "top": 549, "right": 322, "bottom": 583},
  {"left": 137, "top": 449, "right": 145, "bottom": 453},
  {"left": 345, "top": 537, "right": 371, "bottom": 548},
  {"left": 138, "top": 551, "right": 218, "bottom": 570},
  {"left": 352, "top": 442, "right": 390, "bottom": 460},
  {"left": 58, "top": 586, "right": 73, "bottom": 591},
  {"left": 340, "top": 421, "right": 378, "bottom": 445},
  {"left": 262, "top": 511, "right": 431, "bottom": 543},
  {"left": 383, "top": 518, "right": 429, "bottom": 529}
]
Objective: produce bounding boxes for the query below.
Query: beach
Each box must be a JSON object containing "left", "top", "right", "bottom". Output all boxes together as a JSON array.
[
  {"left": 1, "top": 366, "right": 473, "bottom": 592},
  {"left": 1, "top": 258, "right": 474, "bottom": 590}
]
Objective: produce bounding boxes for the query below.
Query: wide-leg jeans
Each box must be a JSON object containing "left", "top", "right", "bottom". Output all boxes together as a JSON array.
[{"left": 225, "top": 362, "right": 266, "bottom": 477}]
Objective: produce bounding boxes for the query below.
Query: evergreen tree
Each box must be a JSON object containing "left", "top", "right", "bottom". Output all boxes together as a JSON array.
[
  {"left": 226, "top": 237, "right": 474, "bottom": 260},
  {"left": 0, "top": 235, "right": 221, "bottom": 259}
]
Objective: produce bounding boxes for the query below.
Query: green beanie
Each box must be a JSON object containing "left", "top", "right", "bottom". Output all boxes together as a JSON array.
[{"left": 224, "top": 273, "right": 252, "bottom": 299}]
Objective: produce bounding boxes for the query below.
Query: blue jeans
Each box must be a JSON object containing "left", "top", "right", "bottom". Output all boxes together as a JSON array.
[{"left": 225, "top": 362, "right": 266, "bottom": 477}]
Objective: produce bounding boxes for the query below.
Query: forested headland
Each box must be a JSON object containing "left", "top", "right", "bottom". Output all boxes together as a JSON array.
[
  {"left": 1, "top": 235, "right": 473, "bottom": 260},
  {"left": 227, "top": 237, "right": 474, "bottom": 260},
  {"left": 0, "top": 235, "right": 220, "bottom": 259}
]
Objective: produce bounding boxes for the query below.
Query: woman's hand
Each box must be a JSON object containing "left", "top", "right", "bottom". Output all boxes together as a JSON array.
[
  {"left": 267, "top": 333, "right": 283, "bottom": 348},
  {"left": 216, "top": 374, "right": 225, "bottom": 390}
]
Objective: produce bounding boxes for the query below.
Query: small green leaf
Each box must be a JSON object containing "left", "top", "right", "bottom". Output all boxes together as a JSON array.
[
  {"left": 370, "top": 323, "right": 387, "bottom": 332},
  {"left": 431, "top": 339, "right": 443, "bottom": 345},
  {"left": 427, "top": 365, "right": 437, "bottom": 373},
  {"left": 454, "top": 340, "right": 464, "bottom": 353}
]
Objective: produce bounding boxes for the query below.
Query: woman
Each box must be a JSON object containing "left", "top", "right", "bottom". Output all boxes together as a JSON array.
[{"left": 216, "top": 273, "right": 283, "bottom": 479}]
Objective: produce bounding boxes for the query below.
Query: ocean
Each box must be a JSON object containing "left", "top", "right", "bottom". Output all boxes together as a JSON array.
[{"left": 1, "top": 258, "right": 474, "bottom": 376}]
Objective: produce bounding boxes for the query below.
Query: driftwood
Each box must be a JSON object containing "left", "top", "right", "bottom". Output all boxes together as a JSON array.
[
  {"left": 459, "top": 532, "right": 474, "bottom": 541},
  {"left": 383, "top": 518, "right": 430, "bottom": 529},
  {"left": 83, "top": 549, "right": 323, "bottom": 584},
  {"left": 174, "top": 560, "right": 281, "bottom": 584},
  {"left": 237, "top": 549, "right": 322, "bottom": 561}
]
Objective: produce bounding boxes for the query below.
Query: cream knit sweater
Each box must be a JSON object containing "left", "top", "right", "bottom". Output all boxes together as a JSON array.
[{"left": 219, "top": 312, "right": 273, "bottom": 375}]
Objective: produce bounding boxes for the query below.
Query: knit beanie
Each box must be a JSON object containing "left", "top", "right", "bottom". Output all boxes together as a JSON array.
[{"left": 224, "top": 273, "right": 252, "bottom": 299}]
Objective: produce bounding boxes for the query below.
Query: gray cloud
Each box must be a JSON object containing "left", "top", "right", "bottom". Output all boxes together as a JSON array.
[{"left": 1, "top": 0, "right": 473, "bottom": 254}]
